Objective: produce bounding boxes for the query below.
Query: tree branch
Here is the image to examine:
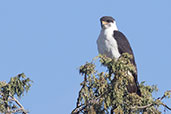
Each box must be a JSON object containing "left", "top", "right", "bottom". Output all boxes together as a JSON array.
[
  {"left": 161, "top": 103, "right": 171, "bottom": 110},
  {"left": 9, "top": 95, "right": 28, "bottom": 114},
  {"left": 131, "top": 91, "right": 171, "bottom": 111}
]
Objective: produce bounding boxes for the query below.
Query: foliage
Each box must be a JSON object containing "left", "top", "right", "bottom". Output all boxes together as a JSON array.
[
  {"left": 0, "top": 73, "right": 32, "bottom": 114},
  {"left": 72, "top": 53, "right": 171, "bottom": 114}
]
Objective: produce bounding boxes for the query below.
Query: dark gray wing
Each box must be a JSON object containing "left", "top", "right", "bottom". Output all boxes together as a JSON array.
[
  {"left": 113, "top": 30, "right": 135, "bottom": 65},
  {"left": 113, "top": 30, "right": 141, "bottom": 96},
  {"left": 114, "top": 30, "right": 136, "bottom": 66}
]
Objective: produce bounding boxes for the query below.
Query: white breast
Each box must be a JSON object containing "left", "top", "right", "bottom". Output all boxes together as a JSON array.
[{"left": 97, "top": 28, "right": 121, "bottom": 59}]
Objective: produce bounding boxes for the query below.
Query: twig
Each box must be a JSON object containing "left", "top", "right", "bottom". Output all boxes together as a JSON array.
[
  {"left": 72, "top": 89, "right": 107, "bottom": 114},
  {"left": 71, "top": 104, "right": 86, "bottom": 114},
  {"left": 131, "top": 103, "right": 154, "bottom": 110},
  {"left": 131, "top": 91, "right": 171, "bottom": 111},
  {"left": 9, "top": 95, "right": 28, "bottom": 114},
  {"left": 161, "top": 103, "right": 171, "bottom": 110},
  {"left": 5, "top": 108, "right": 28, "bottom": 114}
]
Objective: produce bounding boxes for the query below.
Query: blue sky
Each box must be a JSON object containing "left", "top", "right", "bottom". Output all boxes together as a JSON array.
[{"left": 0, "top": 0, "right": 171, "bottom": 114}]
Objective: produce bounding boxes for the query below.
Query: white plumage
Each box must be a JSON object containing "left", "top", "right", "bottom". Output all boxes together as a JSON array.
[{"left": 97, "top": 20, "right": 120, "bottom": 59}]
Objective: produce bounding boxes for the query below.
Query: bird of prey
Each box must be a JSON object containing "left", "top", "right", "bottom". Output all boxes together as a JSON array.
[{"left": 97, "top": 16, "right": 141, "bottom": 96}]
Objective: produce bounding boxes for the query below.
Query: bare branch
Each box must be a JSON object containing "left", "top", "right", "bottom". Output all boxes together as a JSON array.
[
  {"left": 131, "top": 103, "right": 153, "bottom": 110},
  {"left": 9, "top": 95, "right": 28, "bottom": 114},
  {"left": 131, "top": 91, "right": 171, "bottom": 111},
  {"left": 161, "top": 103, "right": 171, "bottom": 110},
  {"left": 5, "top": 108, "right": 28, "bottom": 114}
]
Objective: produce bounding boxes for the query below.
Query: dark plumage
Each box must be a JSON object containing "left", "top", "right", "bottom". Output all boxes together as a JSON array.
[{"left": 114, "top": 30, "right": 141, "bottom": 96}]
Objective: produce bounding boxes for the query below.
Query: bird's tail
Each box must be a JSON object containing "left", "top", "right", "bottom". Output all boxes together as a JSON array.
[
  {"left": 136, "top": 83, "right": 141, "bottom": 96},
  {"left": 127, "top": 72, "right": 141, "bottom": 96}
]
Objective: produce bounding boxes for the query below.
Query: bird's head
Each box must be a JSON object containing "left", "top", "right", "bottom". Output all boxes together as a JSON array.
[{"left": 100, "top": 16, "right": 118, "bottom": 30}]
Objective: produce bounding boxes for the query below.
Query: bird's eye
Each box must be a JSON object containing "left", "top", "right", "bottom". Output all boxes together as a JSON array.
[{"left": 107, "top": 20, "right": 111, "bottom": 22}]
